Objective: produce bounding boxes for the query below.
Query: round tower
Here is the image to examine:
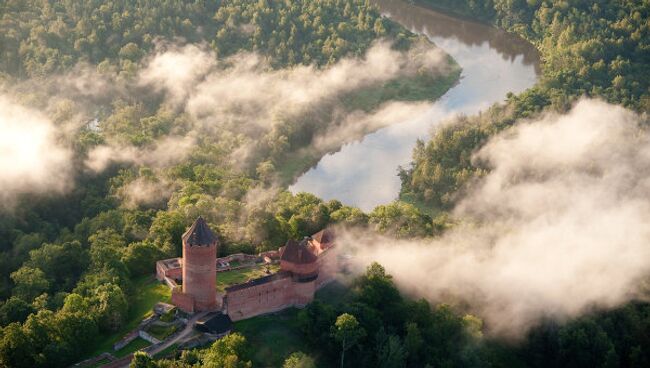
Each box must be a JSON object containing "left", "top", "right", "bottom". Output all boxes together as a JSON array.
[{"left": 181, "top": 216, "right": 218, "bottom": 311}]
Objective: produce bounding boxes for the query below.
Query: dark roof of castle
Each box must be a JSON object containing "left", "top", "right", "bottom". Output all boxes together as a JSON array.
[
  {"left": 280, "top": 238, "right": 318, "bottom": 264},
  {"left": 182, "top": 216, "right": 218, "bottom": 247},
  {"left": 195, "top": 312, "right": 232, "bottom": 335},
  {"left": 312, "top": 228, "right": 334, "bottom": 245}
]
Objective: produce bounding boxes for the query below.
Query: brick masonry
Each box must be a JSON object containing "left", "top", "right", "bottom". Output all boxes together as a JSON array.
[{"left": 164, "top": 219, "right": 338, "bottom": 320}]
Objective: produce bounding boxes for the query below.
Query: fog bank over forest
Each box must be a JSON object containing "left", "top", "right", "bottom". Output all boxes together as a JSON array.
[
  {"left": 0, "top": 40, "right": 451, "bottom": 210},
  {"left": 0, "top": 95, "right": 73, "bottom": 209},
  {"left": 346, "top": 99, "right": 650, "bottom": 338}
]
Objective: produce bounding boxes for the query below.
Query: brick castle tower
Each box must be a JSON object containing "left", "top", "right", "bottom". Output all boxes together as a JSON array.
[{"left": 172, "top": 216, "right": 218, "bottom": 312}]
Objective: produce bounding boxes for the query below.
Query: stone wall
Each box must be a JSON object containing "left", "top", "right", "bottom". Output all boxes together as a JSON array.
[{"left": 138, "top": 330, "right": 161, "bottom": 345}]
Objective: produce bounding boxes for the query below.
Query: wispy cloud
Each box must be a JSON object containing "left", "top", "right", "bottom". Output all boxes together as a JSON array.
[
  {"left": 345, "top": 99, "right": 650, "bottom": 338},
  {"left": 0, "top": 94, "right": 73, "bottom": 209}
]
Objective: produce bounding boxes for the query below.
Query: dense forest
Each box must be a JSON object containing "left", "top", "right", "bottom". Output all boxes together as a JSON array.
[
  {"left": 401, "top": 0, "right": 650, "bottom": 208},
  {"left": 126, "top": 263, "right": 650, "bottom": 368},
  {"left": 0, "top": 0, "right": 460, "bottom": 367},
  {"left": 1, "top": 0, "right": 649, "bottom": 367},
  {"left": 395, "top": 0, "right": 650, "bottom": 367}
]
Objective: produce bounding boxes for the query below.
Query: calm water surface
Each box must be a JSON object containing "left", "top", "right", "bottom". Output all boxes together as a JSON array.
[{"left": 290, "top": 0, "right": 540, "bottom": 211}]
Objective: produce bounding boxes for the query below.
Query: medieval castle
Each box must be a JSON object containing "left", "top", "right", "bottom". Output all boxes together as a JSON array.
[{"left": 155, "top": 217, "right": 337, "bottom": 321}]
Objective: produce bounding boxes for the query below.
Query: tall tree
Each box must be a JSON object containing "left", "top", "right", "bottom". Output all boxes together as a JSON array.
[{"left": 332, "top": 313, "right": 366, "bottom": 368}]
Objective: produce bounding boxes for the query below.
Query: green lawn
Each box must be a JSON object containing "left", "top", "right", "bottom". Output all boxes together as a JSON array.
[
  {"left": 234, "top": 309, "right": 311, "bottom": 367},
  {"left": 83, "top": 275, "right": 171, "bottom": 359},
  {"left": 216, "top": 264, "right": 280, "bottom": 292},
  {"left": 146, "top": 324, "right": 177, "bottom": 340},
  {"left": 114, "top": 337, "right": 151, "bottom": 358},
  {"left": 153, "top": 343, "right": 179, "bottom": 360}
]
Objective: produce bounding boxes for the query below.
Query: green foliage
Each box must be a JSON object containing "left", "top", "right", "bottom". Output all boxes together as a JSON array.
[
  {"left": 233, "top": 309, "right": 309, "bottom": 367},
  {"left": 404, "top": 0, "right": 650, "bottom": 210},
  {"left": 212, "top": 0, "right": 396, "bottom": 67},
  {"left": 398, "top": 1, "right": 650, "bottom": 367},
  {"left": 375, "top": 329, "right": 406, "bottom": 368},
  {"left": 333, "top": 313, "right": 366, "bottom": 368},
  {"left": 159, "top": 307, "right": 176, "bottom": 323},
  {"left": 9, "top": 267, "right": 49, "bottom": 302},
  {"left": 200, "top": 333, "right": 252, "bottom": 368},
  {"left": 369, "top": 201, "right": 433, "bottom": 238},
  {"left": 0, "top": 0, "right": 220, "bottom": 77},
  {"left": 0, "top": 1, "right": 459, "bottom": 366},
  {"left": 283, "top": 351, "right": 316, "bottom": 368},
  {"left": 296, "top": 263, "right": 483, "bottom": 367},
  {"left": 0, "top": 305, "right": 98, "bottom": 368},
  {"left": 115, "top": 337, "right": 150, "bottom": 358},
  {"left": 26, "top": 241, "right": 90, "bottom": 292},
  {"left": 130, "top": 351, "right": 156, "bottom": 368},
  {"left": 90, "top": 283, "right": 128, "bottom": 333},
  {"left": 0, "top": 297, "right": 35, "bottom": 326},
  {"left": 145, "top": 324, "right": 177, "bottom": 341},
  {"left": 122, "top": 241, "right": 164, "bottom": 277}
]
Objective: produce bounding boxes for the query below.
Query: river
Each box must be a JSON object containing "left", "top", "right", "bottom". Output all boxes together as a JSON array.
[{"left": 289, "top": 0, "right": 540, "bottom": 211}]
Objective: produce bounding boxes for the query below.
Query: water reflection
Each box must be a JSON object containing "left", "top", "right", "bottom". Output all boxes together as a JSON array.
[{"left": 289, "top": 0, "right": 540, "bottom": 211}]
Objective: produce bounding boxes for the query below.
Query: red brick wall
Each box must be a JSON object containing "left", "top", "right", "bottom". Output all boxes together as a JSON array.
[
  {"left": 315, "top": 247, "right": 338, "bottom": 288},
  {"left": 280, "top": 259, "right": 319, "bottom": 276},
  {"left": 225, "top": 241, "right": 338, "bottom": 321},
  {"left": 166, "top": 267, "right": 182, "bottom": 280},
  {"left": 182, "top": 241, "right": 217, "bottom": 311},
  {"left": 156, "top": 262, "right": 166, "bottom": 281},
  {"left": 171, "top": 289, "right": 195, "bottom": 313},
  {"left": 156, "top": 258, "right": 183, "bottom": 281},
  {"left": 225, "top": 275, "right": 317, "bottom": 321}
]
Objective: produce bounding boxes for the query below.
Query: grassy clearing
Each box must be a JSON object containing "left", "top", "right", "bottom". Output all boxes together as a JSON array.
[
  {"left": 153, "top": 343, "right": 179, "bottom": 360},
  {"left": 114, "top": 337, "right": 151, "bottom": 358},
  {"left": 83, "top": 275, "right": 171, "bottom": 359},
  {"left": 234, "top": 309, "right": 311, "bottom": 367},
  {"left": 216, "top": 264, "right": 280, "bottom": 292},
  {"left": 146, "top": 324, "right": 177, "bottom": 340}
]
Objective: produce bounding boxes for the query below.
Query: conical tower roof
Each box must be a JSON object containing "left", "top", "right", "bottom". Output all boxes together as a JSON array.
[{"left": 182, "top": 216, "right": 218, "bottom": 247}]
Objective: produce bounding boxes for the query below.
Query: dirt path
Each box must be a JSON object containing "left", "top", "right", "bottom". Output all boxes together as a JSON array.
[
  {"left": 147, "top": 311, "right": 209, "bottom": 356},
  {"left": 110, "top": 311, "right": 209, "bottom": 368}
]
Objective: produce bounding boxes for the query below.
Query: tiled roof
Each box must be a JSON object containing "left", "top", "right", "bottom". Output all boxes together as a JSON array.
[
  {"left": 182, "top": 216, "right": 218, "bottom": 247},
  {"left": 312, "top": 228, "right": 334, "bottom": 246},
  {"left": 280, "top": 238, "right": 318, "bottom": 264},
  {"left": 196, "top": 312, "right": 233, "bottom": 335}
]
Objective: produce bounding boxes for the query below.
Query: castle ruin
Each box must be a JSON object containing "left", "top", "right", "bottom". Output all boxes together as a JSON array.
[{"left": 156, "top": 217, "right": 337, "bottom": 321}]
